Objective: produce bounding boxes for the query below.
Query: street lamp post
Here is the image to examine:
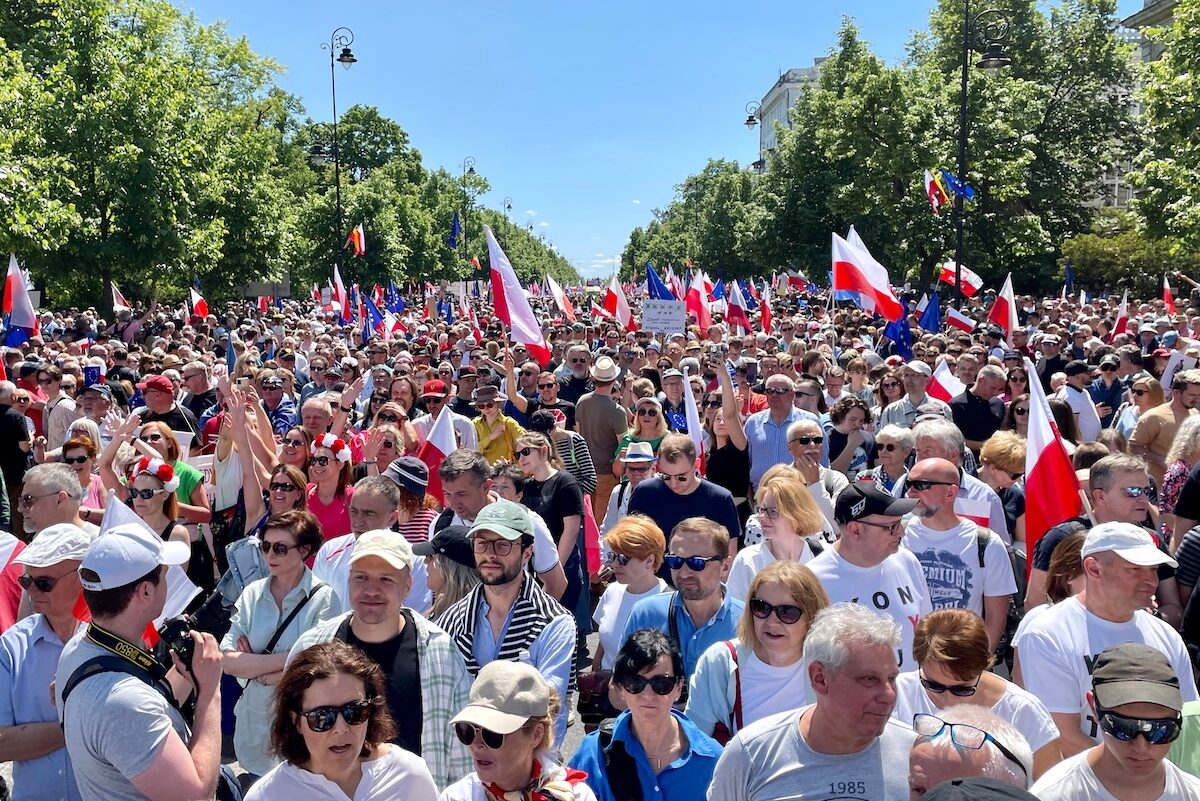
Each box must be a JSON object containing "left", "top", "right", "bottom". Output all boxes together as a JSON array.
[
  {"left": 461, "top": 156, "right": 476, "bottom": 259},
  {"left": 953, "top": 3, "right": 1011, "bottom": 307},
  {"left": 503, "top": 196, "right": 513, "bottom": 217},
  {"left": 321, "top": 27, "right": 356, "bottom": 269}
]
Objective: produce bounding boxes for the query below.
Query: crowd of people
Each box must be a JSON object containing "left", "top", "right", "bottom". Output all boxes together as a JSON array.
[{"left": 1, "top": 283, "right": 1200, "bottom": 800}]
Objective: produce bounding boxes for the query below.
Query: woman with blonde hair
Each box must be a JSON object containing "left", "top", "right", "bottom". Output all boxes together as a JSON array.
[
  {"left": 1161, "top": 414, "right": 1200, "bottom": 549},
  {"left": 979, "top": 430, "right": 1027, "bottom": 547},
  {"left": 686, "top": 561, "right": 830, "bottom": 740},
  {"left": 726, "top": 467, "right": 825, "bottom": 601},
  {"left": 613, "top": 397, "right": 669, "bottom": 478},
  {"left": 1114, "top": 375, "right": 1164, "bottom": 437},
  {"left": 591, "top": 515, "right": 669, "bottom": 674}
]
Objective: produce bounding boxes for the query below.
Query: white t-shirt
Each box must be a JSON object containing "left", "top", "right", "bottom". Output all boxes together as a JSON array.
[
  {"left": 245, "top": 744, "right": 438, "bottom": 801},
  {"left": 1030, "top": 748, "right": 1200, "bottom": 800},
  {"left": 592, "top": 579, "right": 669, "bottom": 671},
  {"left": 901, "top": 519, "right": 1017, "bottom": 615},
  {"left": 1055, "top": 384, "right": 1103, "bottom": 443},
  {"left": 1018, "top": 596, "right": 1199, "bottom": 742},
  {"left": 806, "top": 547, "right": 933, "bottom": 672},
  {"left": 313, "top": 533, "right": 430, "bottom": 616},
  {"left": 739, "top": 650, "right": 811, "bottom": 727},
  {"left": 726, "top": 540, "right": 817, "bottom": 602},
  {"left": 890, "top": 671, "right": 1060, "bottom": 752},
  {"left": 1011, "top": 601, "right": 1053, "bottom": 649}
]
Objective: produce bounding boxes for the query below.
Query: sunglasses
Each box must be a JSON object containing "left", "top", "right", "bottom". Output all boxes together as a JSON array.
[
  {"left": 311, "top": 455, "right": 333, "bottom": 467},
  {"left": 139, "top": 433, "right": 165, "bottom": 443},
  {"left": 63, "top": 455, "right": 89, "bottom": 465},
  {"left": 858, "top": 519, "right": 903, "bottom": 535},
  {"left": 919, "top": 672, "right": 981, "bottom": 697},
  {"left": 604, "top": 553, "right": 632, "bottom": 566},
  {"left": 659, "top": 471, "right": 692, "bottom": 483},
  {"left": 749, "top": 597, "right": 804, "bottom": 624},
  {"left": 283, "top": 437, "right": 308, "bottom": 448},
  {"left": 516, "top": 446, "right": 540, "bottom": 458},
  {"left": 269, "top": 482, "right": 299, "bottom": 493},
  {"left": 1132, "top": 388, "right": 1148, "bottom": 396},
  {"left": 454, "top": 722, "right": 523, "bottom": 749},
  {"left": 521, "top": 370, "right": 538, "bottom": 377},
  {"left": 1100, "top": 365, "right": 1117, "bottom": 372},
  {"left": 625, "top": 464, "right": 653, "bottom": 474},
  {"left": 299, "top": 699, "right": 373, "bottom": 733},
  {"left": 879, "top": 443, "right": 906, "bottom": 452},
  {"left": 764, "top": 387, "right": 791, "bottom": 396},
  {"left": 1096, "top": 707, "right": 1183, "bottom": 745},
  {"left": 1121, "top": 486, "right": 1152, "bottom": 498},
  {"left": 663, "top": 553, "right": 722, "bottom": 571},
  {"left": 375, "top": 412, "right": 400, "bottom": 423},
  {"left": 789, "top": 436, "right": 823, "bottom": 446},
  {"left": 702, "top": 399, "right": 722, "bottom": 408},
  {"left": 477, "top": 402, "right": 495, "bottom": 410},
  {"left": 907, "top": 479, "right": 956, "bottom": 491},
  {"left": 636, "top": 408, "right": 659, "bottom": 417},
  {"left": 260, "top": 540, "right": 304, "bottom": 556},
  {"left": 1013, "top": 407, "right": 1029, "bottom": 416},
  {"left": 1009, "top": 375, "right": 1027, "bottom": 382},
  {"left": 127, "top": 488, "right": 163, "bottom": 500},
  {"left": 18, "top": 571, "right": 73, "bottom": 592},
  {"left": 618, "top": 674, "right": 680, "bottom": 696},
  {"left": 538, "top": 383, "right": 557, "bottom": 390},
  {"left": 781, "top": 326, "right": 794, "bottom": 332},
  {"left": 569, "top": 358, "right": 588, "bottom": 365},
  {"left": 881, "top": 381, "right": 901, "bottom": 390},
  {"left": 37, "top": 377, "right": 55, "bottom": 385}
]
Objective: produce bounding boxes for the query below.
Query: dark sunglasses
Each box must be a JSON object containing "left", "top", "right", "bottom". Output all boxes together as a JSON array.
[
  {"left": 311, "top": 455, "right": 333, "bottom": 467},
  {"left": 764, "top": 387, "right": 791, "bottom": 396},
  {"left": 636, "top": 408, "right": 659, "bottom": 417},
  {"left": 907, "top": 479, "right": 955, "bottom": 491},
  {"left": 375, "top": 413, "right": 400, "bottom": 423},
  {"left": 1100, "top": 365, "right": 1117, "bottom": 372},
  {"left": 477, "top": 402, "right": 495, "bottom": 410},
  {"left": 881, "top": 381, "right": 902, "bottom": 389},
  {"left": 18, "top": 572, "right": 72, "bottom": 592},
  {"left": 269, "top": 482, "right": 299, "bottom": 493},
  {"left": 63, "top": 455, "right": 90, "bottom": 465},
  {"left": 1132, "top": 388, "right": 1148, "bottom": 396},
  {"left": 663, "top": 553, "right": 721, "bottom": 571},
  {"left": 749, "top": 597, "right": 804, "bottom": 624},
  {"left": 127, "top": 488, "right": 163, "bottom": 500},
  {"left": 879, "top": 443, "right": 906, "bottom": 452},
  {"left": 516, "top": 446, "right": 540, "bottom": 458},
  {"left": 919, "top": 672, "right": 981, "bottom": 697},
  {"left": 1013, "top": 407, "right": 1029, "bottom": 416},
  {"left": 299, "top": 699, "right": 373, "bottom": 733},
  {"left": 569, "top": 358, "right": 588, "bottom": 365},
  {"left": 37, "top": 377, "right": 55, "bottom": 385},
  {"left": 1121, "top": 486, "right": 1152, "bottom": 498},
  {"left": 139, "top": 433, "right": 164, "bottom": 443},
  {"left": 604, "top": 553, "right": 632, "bottom": 566},
  {"left": 618, "top": 674, "right": 680, "bottom": 695},
  {"left": 625, "top": 464, "right": 653, "bottom": 474},
  {"left": 1096, "top": 707, "right": 1183, "bottom": 745},
  {"left": 702, "top": 399, "right": 722, "bottom": 408},
  {"left": 454, "top": 722, "right": 519, "bottom": 749},
  {"left": 260, "top": 539, "right": 304, "bottom": 556},
  {"left": 538, "top": 383, "right": 557, "bottom": 390},
  {"left": 789, "top": 436, "right": 823, "bottom": 446}
]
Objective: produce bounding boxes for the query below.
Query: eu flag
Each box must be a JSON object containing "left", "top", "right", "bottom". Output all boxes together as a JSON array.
[
  {"left": 883, "top": 303, "right": 913, "bottom": 360},
  {"left": 940, "top": 170, "right": 977, "bottom": 202},
  {"left": 645, "top": 263, "right": 676, "bottom": 300},
  {"left": 1064, "top": 259, "right": 1075, "bottom": 292},
  {"left": 363, "top": 295, "right": 385, "bottom": 342},
  {"left": 919, "top": 292, "right": 942, "bottom": 334},
  {"left": 384, "top": 281, "right": 405, "bottom": 313},
  {"left": 739, "top": 280, "right": 758, "bottom": 311},
  {"left": 448, "top": 211, "right": 461, "bottom": 249}
]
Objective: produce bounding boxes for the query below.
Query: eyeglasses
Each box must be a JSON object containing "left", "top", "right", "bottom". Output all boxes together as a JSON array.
[
  {"left": 18, "top": 569, "right": 75, "bottom": 593},
  {"left": 780, "top": 326, "right": 794, "bottom": 332},
  {"left": 907, "top": 479, "right": 956, "bottom": 491},
  {"left": 537, "top": 383, "right": 557, "bottom": 390},
  {"left": 663, "top": 553, "right": 722, "bottom": 571},
  {"left": 260, "top": 539, "right": 304, "bottom": 556},
  {"left": 1121, "top": 486, "right": 1152, "bottom": 498},
  {"left": 881, "top": 381, "right": 901, "bottom": 390},
  {"left": 919, "top": 671, "right": 981, "bottom": 697},
  {"left": 1009, "top": 375, "right": 1027, "bottom": 382},
  {"left": 1095, "top": 706, "right": 1183, "bottom": 745},
  {"left": 521, "top": 370, "right": 538, "bottom": 377},
  {"left": 636, "top": 408, "right": 659, "bottom": 417},
  {"left": 569, "top": 358, "right": 588, "bottom": 365},
  {"left": 63, "top": 455, "right": 90, "bottom": 465},
  {"left": 127, "top": 488, "right": 164, "bottom": 500},
  {"left": 659, "top": 470, "right": 693, "bottom": 483},
  {"left": 858, "top": 519, "right": 903, "bottom": 535},
  {"left": 749, "top": 597, "right": 804, "bottom": 624},
  {"left": 379, "top": 440, "right": 397, "bottom": 450},
  {"left": 759, "top": 505, "right": 781, "bottom": 520},
  {"left": 375, "top": 412, "right": 400, "bottom": 423},
  {"left": 1012, "top": 407, "right": 1029, "bottom": 416},
  {"left": 604, "top": 552, "right": 632, "bottom": 566},
  {"left": 516, "top": 446, "right": 541, "bottom": 458},
  {"left": 618, "top": 674, "right": 680, "bottom": 696},
  {"left": 299, "top": 699, "right": 373, "bottom": 733},
  {"left": 283, "top": 437, "right": 308, "bottom": 448},
  {"left": 311, "top": 455, "right": 333, "bottom": 467},
  {"left": 454, "top": 722, "right": 523, "bottom": 749},
  {"left": 764, "top": 387, "right": 791, "bottom": 396},
  {"left": 912, "top": 714, "right": 1028, "bottom": 779},
  {"left": 37, "top": 377, "right": 55, "bottom": 385},
  {"left": 1100, "top": 365, "right": 1117, "bottom": 372},
  {"left": 702, "top": 399, "right": 722, "bottom": 408},
  {"left": 789, "top": 436, "right": 823, "bottom": 446},
  {"left": 269, "top": 482, "right": 299, "bottom": 493},
  {"left": 473, "top": 538, "right": 517, "bottom": 556}
]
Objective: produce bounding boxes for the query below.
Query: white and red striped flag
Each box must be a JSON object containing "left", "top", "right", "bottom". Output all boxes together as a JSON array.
[
  {"left": 1164, "top": 275, "right": 1177, "bottom": 315},
  {"left": 545, "top": 274, "right": 576, "bottom": 323},
  {"left": 1113, "top": 289, "right": 1129, "bottom": 339},
  {"left": 685, "top": 272, "right": 712, "bottom": 330},
  {"left": 831, "top": 232, "right": 903, "bottom": 321},
  {"left": 603, "top": 274, "right": 636, "bottom": 331},
  {"left": 726, "top": 279, "right": 751, "bottom": 335},
  {"left": 986, "top": 273, "right": 1018, "bottom": 338},
  {"left": 946, "top": 307, "right": 976, "bottom": 333},
  {"left": 681, "top": 365, "right": 706, "bottom": 472},
  {"left": 486, "top": 226, "right": 551, "bottom": 365},
  {"left": 760, "top": 283, "right": 774, "bottom": 334},
  {"left": 189, "top": 287, "right": 209, "bottom": 318},
  {"left": 927, "top": 360, "right": 966, "bottom": 403},
  {"left": 938, "top": 261, "right": 983, "bottom": 297},
  {"left": 1023, "top": 357, "right": 1083, "bottom": 574},
  {"left": 418, "top": 405, "right": 458, "bottom": 505},
  {"left": 111, "top": 282, "right": 132, "bottom": 313}
]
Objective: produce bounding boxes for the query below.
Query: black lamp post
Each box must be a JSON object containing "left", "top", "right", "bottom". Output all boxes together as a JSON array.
[
  {"left": 744, "top": 101, "right": 760, "bottom": 130},
  {"left": 953, "top": 3, "right": 1011, "bottom": 307},
  {"left": 503, "top": 196, "right": 513, "bottom": 217},
  {"left": 460, "top": 156, "right": 476, "bottom": 258},
  {"left": 321, "top": 27, "right": 356, "bottom": 269}
]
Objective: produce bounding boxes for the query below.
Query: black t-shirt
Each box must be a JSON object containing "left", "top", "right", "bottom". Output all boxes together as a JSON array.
[
  {"left": 828, "top": 428, "right": 876, "bottom": 469},
  {"left": 559, "top": 376, "right": 595, "bottom": 406},
  {"left": 522, "top": 470, "right": 584, "bottom": 545},
  {"left": 182, "top": 390, "right": 217, "bottom": 421},
  {"left": 1171, "top": 461, "right": 1200, "bottom": 524},
  {"left": 344, "top": 609, "right": 422, "bottom": 755},
  {"left": 949, "top": 391, "right": 1005, "bottom": 447},
  {"left": 527, "top": 399, "right": 576, "bottom": 431},
  {"left": 705, "top": 441, "right": 750, "bottom": 500},
  {"left": 450, "top": 396, "right": 478, "bottom": 420},
  {"left": 627, "top": 477, "right": 743, "bottom": 582},
  {"left": 139, "top": 404, "right": 201, "bottom": 440},
  {"left": 0, "top": 404, "right": 30, "bottom": 486}
]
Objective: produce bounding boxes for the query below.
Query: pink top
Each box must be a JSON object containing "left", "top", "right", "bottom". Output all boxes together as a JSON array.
[
  {"left": 83, "top": 473, "right": 105, "bottom": 511},
  {"left": 306, "top": 482, "right": 354, "bottom": 541}
]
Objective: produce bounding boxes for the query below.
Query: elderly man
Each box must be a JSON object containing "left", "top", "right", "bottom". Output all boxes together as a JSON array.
[
  {"left": 1019, "top": 522, "right": 1198, "bottom": 758},
  {"left": 299, "top": 395, "right": 334, "bottom": 439},
  {"left": 949, "top": 365, "right": 1007, "bottom": 453},
  {"left": 1055, "top": 361, "right": 1103, "bottom": 443},
  {"left": 503, "top": 370, "right": 576, "bottom": 431},
  {"left": 257, "top": 369, "right": 297, "bottom": 436},
  {"left": 787, "top": 418, "right": 846, "bottom": 539},
  {"left": 413, "top": 380, "right": 478, "bottom": 451},
  {"left": 745, "top": 374, "right": 813, "bottom": 489},
  {"left": 130, "top": 374, "right": 200, "bottom": 448},
  {"left": 807, "top": 483, "right": 928, "bottom": 672},
  {"left": 708, "top": 604, "right": 917, "bottom": 801},
  {"left": 178, "top": 362, "right": 216, "bottom": 422},
  {"left": 0, "top": 525, "right": 89, "bottom": 800},
  {"left": 1035, "top": 334, "right": 1068, "bottom": 392},
  {"left": 909, "top": 705, "right": 1033, "bottom": 798},
  {"left": 600, "top": 442, "right": 656, "bottom": 536},
  {"left": 290, "top": 529, "right": 472, "bottom": 790},
  {"left": 22, "top": 463, "right": 99, "bottom": 538},
  {"left": 557, "top": 344, "right": 595, "bottom": 405},
  {"left": 878, "top": 361, "right": 952, "bottom": 430}
]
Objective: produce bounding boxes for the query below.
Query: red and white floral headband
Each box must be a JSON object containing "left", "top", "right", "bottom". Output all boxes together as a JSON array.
[
  {"left": 130, "top": 457, "right": 180, "bottom": 493},
  {"left": 311, "top": 433, "right": 352, "bottom": 463}
]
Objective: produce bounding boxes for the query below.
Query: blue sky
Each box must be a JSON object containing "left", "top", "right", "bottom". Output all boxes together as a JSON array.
[{"left": 179, "top": 0, "right": 1146, "bottom": 280}]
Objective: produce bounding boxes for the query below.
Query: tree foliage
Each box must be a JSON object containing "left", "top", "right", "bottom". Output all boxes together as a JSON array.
[{"left": 1061, "top": 209, "right": 1200, "bottom": 295}]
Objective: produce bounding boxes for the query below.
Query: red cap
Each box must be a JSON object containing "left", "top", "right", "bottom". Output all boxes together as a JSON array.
[
  {"left": 136, "top": 375, "right": 174, "bottom": 394},
  {"left": 421, "top": 379, "right": 449, "bottom": 398}
]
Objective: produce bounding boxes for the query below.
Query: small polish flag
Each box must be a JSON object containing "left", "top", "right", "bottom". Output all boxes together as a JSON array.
[
  {"left": 1164, "top": 275, "right": 1177, "bottom": 315},
  {"left": 418, "top": 405, "right": 458, "bottom": 504},
  {"left": 726, "top": 279, "right": 751, "bottom": 335},
  {"left": 760, "top": 283, "right": 774, "bottom": 335},
  {"left": 189, "top": 288, "right": 209, "bottom": 318},
  {"left": 545, "top": 274, "right": 576, "bottom": 323},
  {"left": 486, "top": 226, "right": 552, "bottom": 365},
  {"left": 927, "top": 360, "right": 967, "bottom": 403},
  {"left": 946, "top": 307, "right": 976, "bottom": 333},
  {"left": 1113, "top": 289, "right": 1129, "bottom": 340},
  {"left": 111, "top": 282, "right": 132, "bottom": 313},
  {"left": 603, "top": 274, "right": 636, "bottom": 331},
  {"left": 1023, "top": 357, "right": 1083, "bottom": 575},
  {"left": 986, "top": 273, "right": 1018, "bottom": 337}
]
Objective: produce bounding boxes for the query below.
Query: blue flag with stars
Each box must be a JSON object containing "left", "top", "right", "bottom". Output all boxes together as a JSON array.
[
  {"left": 448, "top": 211, "right": 461, "bottom": 249},
  {"left": 883, "top": 302, "right": 913, "bottom": 360},
  {"left": 645, "top": 263, "right": 676, "bottom": 300},
  {"left": 919, "top": 292, "right": 942, "bottom": 334},
  {"left": 384, "top": 281, "right": 405, "bottom": 313},
  {"left": 363, "top": 295, "right": 385, "bottom": 342},
  {"left": 739, "top": 280, "right": 758, "bottom": 311}
]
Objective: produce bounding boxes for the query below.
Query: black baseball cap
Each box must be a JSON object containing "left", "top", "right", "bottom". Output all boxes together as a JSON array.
[
  {"left": 834, "top": 482, "right": 918, "bottom": 524},
  {"left": 412, "top": 524, "right": 474, "bottom": 569},
  {"left": 1091, "top": 643, "right": 1184, "bottom": 713}
]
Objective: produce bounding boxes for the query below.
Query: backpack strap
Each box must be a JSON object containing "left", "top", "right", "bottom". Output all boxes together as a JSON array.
[
  {"left": 724, "top": 640, "right": 743, "bottom": 732},
  {"left": 974, "top": 525, "right": 989, "bottom": 570},
  {"left": 61, "top": 655, "right": 178, "bottom": 728},
  {"left": 433, "top": 507, "right": 455, "bottom": 535},
  {"left": 666, "top": 592, "right": 680, "bottom": 650},
  {"left": 598, "top": 719, "right": 644, "bottom": 801}
]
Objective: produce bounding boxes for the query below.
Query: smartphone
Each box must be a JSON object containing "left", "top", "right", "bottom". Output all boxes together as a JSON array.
[
  {"left": 744, "top": 361, "right": 759, "bottom": 385},
  {"left": 236, "top": 377, "right": 250, "bottom": 388}
]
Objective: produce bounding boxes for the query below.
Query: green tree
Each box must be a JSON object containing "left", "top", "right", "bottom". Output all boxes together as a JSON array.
[{"left": 1061, "top": 209, "right": 1200, "bottom": 295}]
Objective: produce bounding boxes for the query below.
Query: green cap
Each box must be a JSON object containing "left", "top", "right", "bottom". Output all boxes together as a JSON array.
[{"left": 468, "top": 499, "right": 533, "bottom": 542}]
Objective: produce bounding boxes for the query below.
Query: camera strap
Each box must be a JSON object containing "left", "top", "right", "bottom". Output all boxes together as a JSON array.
[{"left": 85, "top": 623, "right": 168, "bottom": 681}]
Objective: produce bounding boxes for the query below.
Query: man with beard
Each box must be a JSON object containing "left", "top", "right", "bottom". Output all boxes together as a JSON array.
[
  {"left": 436, "top": 500, "right": 576, "bottom": 748},
  {"left": 557, "top": 345, "right": 595, "bottom": 405}
]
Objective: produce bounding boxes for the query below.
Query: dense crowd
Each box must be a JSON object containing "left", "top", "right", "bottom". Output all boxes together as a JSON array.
[{"left": 1, "top": 283, "right": 1200, "bottom": 801}]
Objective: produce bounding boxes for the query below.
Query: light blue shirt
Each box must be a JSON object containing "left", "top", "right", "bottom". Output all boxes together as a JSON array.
[
  {"left": 745, "top": 407, "right": 821, "bottom": 487},
  {"left": 622, "top": 589, "right": 744, "bottom": 678},
  {"left": 0, "top": 614, "right": 85, "bottom": 801},
  {"left": 471, "top": 600, "right": 576, "bottom": 747}
]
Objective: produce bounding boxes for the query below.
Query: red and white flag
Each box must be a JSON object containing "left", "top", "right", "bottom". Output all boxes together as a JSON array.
[
  {"left": 1113, "top": 289, "right": 1129, "bottom": 339},
  {"left": 1164, "top": 275, "right": 1177, "bottom": 315},
  {"left": 946, "top": 307, "right": 976, "bottom": 333},
  {"left": 591, "top": 300, "right": 614, "bottom": 321},
  {"left": 760, "top": 283, "right": 774, "bottom": 334},
  {"left": 915, "top": 293, "right": 930, "bottom": 315},
  {"left": 925, "top": 170, "right": 950, "bottom": 217},
  {"left": 545, "top": 274, "right": 576, "bottom": 323},
  {"left": 333, "top": 265, "right": 350, "bottom": 324},
  {"left": 831, "top": 232, "right": 903, "bottom": 321},
  {"left": 938, "top": 261, "right": 983, "bottom": 297},
  {"left": 685, "top": 272, "right": 712, "bottom": 330},
  {"left": 927, "top": 360, "right": 966, "bottom": 403},
  {"left": 486, "top": 226, "right": 551, "bottom": 365},
  {"left": 457, "top": 285, "right": 483, "bottom": 345},
  {"left": 726, "top": 279, "right": 751, "bottom": 335},
  {"left": 986, "top": 273, "right": 1018, "bottom": 337},
  {"left": 111, "top": 282, "right": 132, "bottom": 313},
  {"left": 603, "top": 274, "right": 636, "bottom": 331},
  {"left": 3, "top": 255, "right": 39, "bottom": 345},
  {"left": 1023, "top": 357, "right": 1083, "bottom": 574},
  {"left": 681, "top": 366, "right": 706, "bottom": 472},
  {"left": 418, "top": 405, "right": 458, "bottom": 505},
  {"left": 189, "top": 288, "right": 208, "bottom": 319}
]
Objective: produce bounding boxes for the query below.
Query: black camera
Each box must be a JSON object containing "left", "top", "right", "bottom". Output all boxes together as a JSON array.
[{"left": 158, "top": 615, "right": 196, "bottom": 670}]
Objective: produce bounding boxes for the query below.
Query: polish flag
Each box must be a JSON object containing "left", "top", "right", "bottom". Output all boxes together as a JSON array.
[
  {"left": 257, "top": 296, "right": 268, "bottom": 312},
  {"left": 333, "top": 265, "right": 351, "bottom": 324},
  {"left": 591, "top": 300, "right": 615, "bottom": 321},
  {"left": 726, "top": 279, "right": 751, "bottom": 335},
  {"left": 665, "top": 265, "right": 684, "bottom": 300},
  {"left": 1023, "top": 357, "right": 1083, "bottom": 574},
  {"left": 915, "top": 293, "right": 930, "bottom": 315},
  {"left": 831, "top": 232, "right": 903, "bottom": 321},
  {"left": 685, "top": 272, "right": 712, "bottom": 330},
  {"left": 545, "top": 274, "right": 576, "bottom": 323},
  {"left": 1164, "top": 275, "right": 1177, "bottom": 315},
  {"left": 760, "top": 283, "right": 774, "bottom": 334},
  {"left": 485, "top": 226, "right": 551, "bottom": 365},
  {"left": 457, "top": 285, "right": 483, "bottom": 345},
  {"left": 111, "top": 282, "right": 132, "bottom": 313},
  {"left": 946, "top": 307, "right": 976, "bottom": 333},
  {"left": 603, "top": 274, "right": 636, "bottom": 331},
  {"left": 986, "top": 273, "right": 1018, "bottom": 337},
  {"left": 1112, "top": 288, "right": 1129, "bottom": 340},
  {"left": 189, "top": 288, "right": 208, "bottom": 319},
  {"left": 927, "top": 360, "right": 967, "bottom": 403},
  {"left": 3, "top": 254, "right": 39, "bottom": 346},
  {"left": 418, "top": 405, "right": 459, "bottom": 504},
  {"left": 681, "top": 366, "right": 706, "bottom": 472},
  {"left": 938, "top": 261, "right": 984, "bottom": 297}
]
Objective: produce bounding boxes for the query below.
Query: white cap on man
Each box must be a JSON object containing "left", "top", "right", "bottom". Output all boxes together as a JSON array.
[
  {"left": 78, "top": 523, "right": 190, "bottom": 591},
  {"left": 1081, "top": 521, "right": 1177, "bottom": 568}
]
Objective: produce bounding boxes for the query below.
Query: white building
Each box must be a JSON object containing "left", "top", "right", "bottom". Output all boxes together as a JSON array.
[{"left": 752, "top": 60, "right": 825, "bottom": 170}]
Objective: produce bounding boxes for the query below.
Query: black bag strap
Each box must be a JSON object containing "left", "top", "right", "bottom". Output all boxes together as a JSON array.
[
  {"left": 599, "top": 719, "right": 645, "bottom": 801},
  {"left": 433, "top": 507, "right": 456, "bottom": 535},
  {"left": 62, "top": 655, "right": 179, "bottom": 726},
  {"left": 263, "top": 583, "right": 326, "bottom": 654},
  {"left": 666, "top": 592, "right": 680, "bottom": 650}
]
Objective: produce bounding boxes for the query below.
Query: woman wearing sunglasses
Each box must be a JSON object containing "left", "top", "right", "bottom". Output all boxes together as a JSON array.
[
  {"left": 1004, "top": 367, "right": 1029, "bottom": 403},
  {"left": 307, "top": 434, "right": 355, "bottom": 541},
  {"left": 978, "top": 430, "right": 1028, "bottom": 548},
  {"left": 354, "top": 423, "right": 407, "bottom": 481},
  {"left": 1113, "top": 377, "right": 1163, "bottom": 439},
  {"left": 1000, "top": 393, "right": 1032, "bottom": 438},
  {"left": 571, "top": 630, "right": 720, "bottom": 801},
  {"left": 279, "top": 426, "right": 314, "bottom": 472},
  {"left": 444, "top": 661, "right": 592, "bottom": 801},
  {"left": 728, "top": 468, "right": 824, "bottom": 599},
  {"left": 472, "top": 385, "right": 525, "bottom": 464},
  {"left": 246, "top": 640, "right": 436, "bottom": 801},
  {"left": 686, "top": 561, "right": 828, "bottom": 741},
  {"left": 858, "top": 424, "right": 914, "bottom": 492},
  {"left": 892, "top": 609, "right": 1062, "bottom": 779},
  {"left": 706, "top": 362, "right": 750, "bottom": 525},
  {"left": 869, "top": 368, "right": 906, "bottom": 424},
  {"left": 613, "top": 397, "right": 668, "bottom": 479},
  {"left": 221, "top": 510, "right": 335, "bottom": 786},
  {"left": 61, "top": 435, "right": 105, "bottom": 515},
  {"left": 124, "top": 456, "right": 192, "bottom": 570},
  {"left": 591, "top": 516, "right": 669, "bottom": 678}
]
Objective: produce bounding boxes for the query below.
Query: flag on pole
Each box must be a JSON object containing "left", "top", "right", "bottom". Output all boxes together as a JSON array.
[
  {"left": 1064, "top": 259, "right": 1075, "bottom": 293},
  {"left": 946, "top": 307, "right": 976, "bottom": 333},
  {"left": 928, "top": 360, "right": 967, "bottom": 403},
  {"left": 603, "top": 275, "right": 636, "bottom": 331},
  {"left": 831, "top": 232, "right": 903, "bottom": 321},
  {"left": 924, "top": 170, "right": 950, "bottom": 216},
  {"left": 485, "top": 226, "right": 551, "bottom": 365},
  {"left": 882, "top": 304, "right": 913, "bottom": 361},
  {"left": 545, "top": 274, "right": 576, "bottom": 323},
  {"left": 919, "top": 292, "right": 942, "bottom": 334},
  {"left": 940, "top": 169, "right": 977, "bottom": 201},
  {"left": 189, "top": 287, "right": 209, "bottom": 318},
  {"left": 111, "top": 282, "right": 132, "bottom": 313},
  {"left": 346, "top": 223, "right": 366, "bottom": 256},
  {"left": 384, "top": 281, "right": 405, "bottom": 313},
  {"left": 986, "top": 273, "right": 1018, "bottom": 337},
  {"left": 725, "top": 280, "right": 751, "bottom": 335},
  {"left": 645, "top": 263, "right": 676, "bottom": 300},
  {"left": 1164, "top": 275, "right": 1177, "bottom": 315},
  {"left": 1023, "top": 357, "right": 1083, "bottom": 573},
  {"left": 418, "top": 405, "right": 458, "bottom": 504},
  {"left": 333, "top": 265, "right": 351, "bottom": 324},
  {"left": 681, "top": 366, "right": 706, "bottom": 472},
  {"left": 685, "top": 272, "right": 712, "bottom": 330},
  {"left": 448, "top": 212, "right": 461, "bottom": 249},
  {"left": 937, "top": 261, "right": 983, "bottom": 297},
  {"left": 760, "top": 283, "right": 774, "bottom": 334},
  {"left": 3, "top": 254, "right": 39, "bottom": 346}
]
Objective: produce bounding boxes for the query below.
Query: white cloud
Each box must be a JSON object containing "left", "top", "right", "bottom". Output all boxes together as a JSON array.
[
  {"left": 539, "top": 221, "right": 550, "bottom": 228},
  {"left": 632, "top": 199, "right": 641, "bottom": 205},
  {"left": 524, "top": 209, "right": 538, "bottom": 217},
  {"left": 593, "top": 252, "right": 606, "bottom": 258}
]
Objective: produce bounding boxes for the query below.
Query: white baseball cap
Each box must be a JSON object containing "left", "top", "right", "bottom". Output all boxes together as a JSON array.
[
  {"left": 78, "top": 522, "right": 190, "bottom": 591},
  {"left": 1081, "top": 521, "right": 1177, "bottom": 568},
  {"left": 15, "top": 523, "right": 93, "bottom": 568}
]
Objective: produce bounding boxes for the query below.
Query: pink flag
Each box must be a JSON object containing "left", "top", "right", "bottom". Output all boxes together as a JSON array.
[
  {"left": 986, "top": 273, "right": 1018, "bottom": 337},
  {"left": 485, "top": 226, "right": 551, "bottom": 365},
  {"left": 418, "top": 405, "right": 458, "bottom": 504},
  {"left": 1023, "top": 357, "right": 1083, "bottom": 575},
  {"left": 831, "top": 233, "right": 903, "bottom": 321},
  {"left": 928, "top": 360, "right": 966, "bottom": 403}
]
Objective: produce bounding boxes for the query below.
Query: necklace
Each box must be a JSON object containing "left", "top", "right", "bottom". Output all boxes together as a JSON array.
[{"left": 642, "top": 727, "right": 684, "bottom": 770}]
